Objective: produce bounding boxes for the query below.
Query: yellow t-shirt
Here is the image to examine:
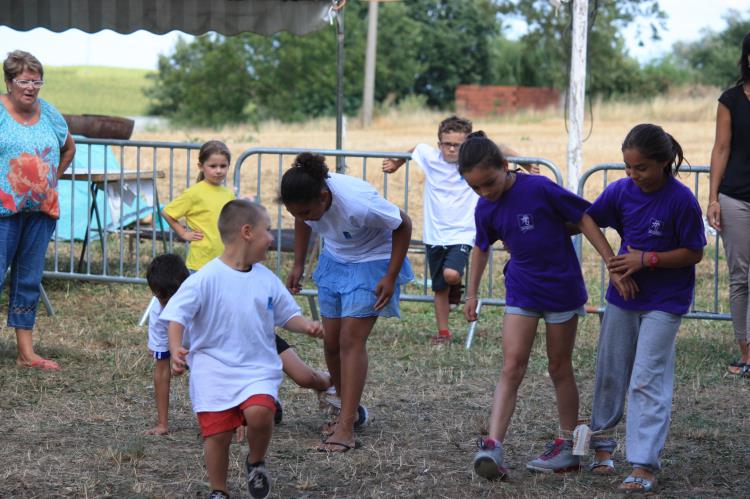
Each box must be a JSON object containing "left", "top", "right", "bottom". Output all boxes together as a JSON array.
[{"left": 163, "top": 181, "right": 235, "bottom": 270}]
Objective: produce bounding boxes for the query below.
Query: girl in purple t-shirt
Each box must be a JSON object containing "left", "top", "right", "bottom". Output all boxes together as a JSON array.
[
  {"left": 458, "top": 131, "right": 626, "bottom": 480},
  {"left": 584, "top": 124, "right": 706, "bottom": 494}
]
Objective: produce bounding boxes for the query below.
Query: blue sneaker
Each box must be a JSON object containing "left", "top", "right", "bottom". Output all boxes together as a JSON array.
[
  {"left": 526, "top": 439, "right": 581, "bottom": 473},
  {"left": 473, "top": 437, "right": 509, "bottom": 481}
]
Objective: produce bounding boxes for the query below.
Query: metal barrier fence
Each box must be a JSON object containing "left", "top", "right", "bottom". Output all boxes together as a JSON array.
[
  {"left": 234, "top": 147, "right": 564, "bottom": 347},
  {"left": 577, "top": 164, "right": 729, "bottom": 321},
  {"left": 44, "top": 137, "right": 203, "bottom": 284}
]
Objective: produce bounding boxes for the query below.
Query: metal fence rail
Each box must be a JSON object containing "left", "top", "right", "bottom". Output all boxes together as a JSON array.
[
  {"left": 234, "top": 147, "right": 564, "bottom": 347},
  {"left": 44, "top": 137, "right": 203, "bottom": 284},
  {"left": 577, "top": 163, "right": 729, "bottom": 321}
]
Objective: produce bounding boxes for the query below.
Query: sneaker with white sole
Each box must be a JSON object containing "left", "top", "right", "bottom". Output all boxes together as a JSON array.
[
  {"left": 473, "top": 437, "right": 509, "bottom": 480},
  {"left": 526, "top": 439, "right": 581, "bottom": 473},
  {"left": 208, "top": 491, "right": 229, "bottom": 499},
  {"left": 245, "top": 459, "right": 271, "bottom": 499}
]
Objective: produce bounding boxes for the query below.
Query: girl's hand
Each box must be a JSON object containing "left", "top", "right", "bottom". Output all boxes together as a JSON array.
[
  {"left": 374, "top": 275, "right": 396, "bottom": 310},
  {"left": 170, "top": 347, "right": 189, "bottom": 375},
  {"left": 305, "top": 320, "right": 324, "bottom": 338},
  {"left": 182, "top": 230, "right": 204, "bottom": 242},
  {"left": 607, "top": 246, "right": 643, "bottom": 278},
  {"left": 608, "top": 270, "right": 639, "bottom": 300},
  {"left": 464, "top": 296, "right": 478, "bottom": 322},
  {"left": 286, "top": 266, "right": 304, "bottom": 294},
  {"left": 707, "top": 201, "right": 721, "bottom": 231}
]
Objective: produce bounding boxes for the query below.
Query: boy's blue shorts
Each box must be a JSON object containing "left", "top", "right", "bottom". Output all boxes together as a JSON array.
[{"left": 313, "top": 251, "right": 413, "bottom": 319}]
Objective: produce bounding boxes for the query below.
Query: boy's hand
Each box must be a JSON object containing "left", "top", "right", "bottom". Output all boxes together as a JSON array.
[
  {"left": 305, "top": 320, "right": 324, "bottom": 338},
  {"left": 525, "top": 164, "right": 541, "bottom": 174},
  {"left": 170, "top": 347, "right": 189, "bottom": 375},
  {"left": 182, "top": 230, "right": 204, "bottom": 242},
  {"left": 382, "top": 158, "right": 402, "bottom": 174},
  {"left": 464, "top": 297, "right": 478, "bottom": 322},
  {"left": 286, "top": 266, "right": 304, "bottom": 294},
  {"left": 374, "top": 275, "right": 396, "bottom": 310}
]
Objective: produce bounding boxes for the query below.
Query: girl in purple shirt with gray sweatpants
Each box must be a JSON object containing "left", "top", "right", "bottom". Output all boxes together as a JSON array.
[{"left": 585, "top": 124, "right": 706, "bottom": 494}]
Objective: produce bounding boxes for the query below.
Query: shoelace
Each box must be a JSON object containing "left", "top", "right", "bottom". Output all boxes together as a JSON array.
[
  {"left": 475, "top": 437, "right": 491, "bottom": 450},
  {"left": 249, "top": 469, "right": 266, "bottom": 489}
]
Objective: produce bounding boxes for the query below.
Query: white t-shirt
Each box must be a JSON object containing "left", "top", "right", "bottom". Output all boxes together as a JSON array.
[
  {"left": 160, "top": 258, "right": 301, "bottom": 413},
  {"left": 305, "top": 173, "right": 403, "bottom": 263},
  {"left": 148, "top": 300, "right": 191, "bottom": 353},
  {"left": 411, "top": 144, "right": 478, "bottom": 246}
]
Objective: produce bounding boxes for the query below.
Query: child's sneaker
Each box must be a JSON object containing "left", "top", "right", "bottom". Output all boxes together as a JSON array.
[
  {"left": 430, "top": 332, "right": 452, "bottom": 345},
  {"left": 208, "top": 491, "right": 229, "bottom": 499},
  {"left": 274, "top": 399, "right": 283, "bottom": 425},
  {"left": 318, "top": 388, "right": 369, "bottom": 429},
  {"left": 526, "top": 439, "right": 581, "bottom": 473},
  {"left": 245, "top": 459, "right": 271, "bottom": 499},
  {"left": 473, "top": 437, "right": 508, "bottom": 480}
]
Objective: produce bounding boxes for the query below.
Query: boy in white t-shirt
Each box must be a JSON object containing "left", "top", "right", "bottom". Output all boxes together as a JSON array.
[
  {"left": 383, "top": 115, "right": 530, "bottom": 344},
  {"left": 162, "top": 199, "right": 324, "bottom": 499},
  {"left": 145, "top": 253, "right": 191, "bottom": 436}
]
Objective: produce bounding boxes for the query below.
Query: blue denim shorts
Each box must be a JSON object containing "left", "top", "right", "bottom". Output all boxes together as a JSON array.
[
  {"left": 505, "top": 305, "right": 586, "bottom": 324},
  {"left": 313, "top": 251, "right": 413, "bottom": 319}
]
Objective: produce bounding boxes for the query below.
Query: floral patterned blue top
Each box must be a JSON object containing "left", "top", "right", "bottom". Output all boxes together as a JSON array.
[{"left": 0, "top": 97, "right": 68, "bottom": 219}]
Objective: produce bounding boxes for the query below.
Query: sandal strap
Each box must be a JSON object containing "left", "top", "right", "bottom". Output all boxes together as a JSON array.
[{"left": 588, "top": 458, "right": 614, "bottom": 471}]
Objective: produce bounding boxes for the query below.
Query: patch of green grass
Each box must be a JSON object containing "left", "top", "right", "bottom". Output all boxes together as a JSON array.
[{"left": 41, "top": 66, "right": 155, "bottom": 116}]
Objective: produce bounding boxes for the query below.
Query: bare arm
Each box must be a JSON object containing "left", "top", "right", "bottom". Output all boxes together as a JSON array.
[
  {"left": 382, "top": 147, "right": 416, "bottom": 173},
  {"left": 287, "top": 218, "right": 313, "bottom": 293},
  {"left": 283, "top": 315, "right": 324, "bottom": 338},
  {"left": 161, "top": 210, "right": 203, "bottom": 241},
  {"left": 167, "top": 321, "right": 188, "bottom": 375},
  {"left": 577, "top": 213, "right": 638, "bottom": 300},
  {"left": 608, "top": 246, "right": 704, "bottom": 278},
  {"left": 57, "top": 132, "right": 76, "bottom": 176},
  {"left": 373, "top": 209, "right": 412, "bottom": 310},
  {"left": 708, "top": 102, "right": 732, "bottom": 231},
  {"left": 463, "top": 246, "right": 489, "bottom": 322}
]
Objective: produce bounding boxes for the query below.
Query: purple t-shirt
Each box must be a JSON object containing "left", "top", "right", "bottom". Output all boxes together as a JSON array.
[
  {"left": 474, "top": 174, "right": 590, "bottom": 312},
  {"left": 586, "top": 176, "right": 706, "bottom": 315}
]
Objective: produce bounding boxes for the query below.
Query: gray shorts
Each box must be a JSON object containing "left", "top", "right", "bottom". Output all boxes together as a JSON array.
[{"left": 505, "top": 305, "right": 586, "bottom": 324}]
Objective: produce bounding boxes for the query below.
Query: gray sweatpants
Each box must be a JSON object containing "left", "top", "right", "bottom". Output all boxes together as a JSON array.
[
  {"left": 719, "top": 193, "right": 750, "bottom": 344},
  {"left": 589, "top": 303, "right": 682, "bottom": 471}
]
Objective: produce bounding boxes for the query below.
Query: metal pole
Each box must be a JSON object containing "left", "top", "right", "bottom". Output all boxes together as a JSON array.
[
  {"left": 566, "top": 0, "right": 588, "bottom": 191},
  {"left": 335, "top": 9, "right": 346, "bottom": 172},
  {"left": 362, "top": 1, "right": 378, "bottom": 127}
]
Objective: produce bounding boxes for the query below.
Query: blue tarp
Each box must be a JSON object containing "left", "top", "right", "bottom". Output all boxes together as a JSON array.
[{"left": 54, "top": 139, "right": 157, "bottom": 241}]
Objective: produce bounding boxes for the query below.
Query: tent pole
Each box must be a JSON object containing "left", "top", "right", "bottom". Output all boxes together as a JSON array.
[
  {"left": 335, "top": 10, "right": 345, "bottom": 172},
  {"left": 566, "top": 0, "right": 588, "bottom": 191}
]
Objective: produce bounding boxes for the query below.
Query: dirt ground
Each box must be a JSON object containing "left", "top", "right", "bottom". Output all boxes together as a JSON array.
[{"left": 0, "top": 279, "right": 748, "bottom": 498}]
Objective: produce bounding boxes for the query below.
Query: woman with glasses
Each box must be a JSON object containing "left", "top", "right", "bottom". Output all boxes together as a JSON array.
[{"left": 0, "top": 50, "right": 75, "bottom": 370}]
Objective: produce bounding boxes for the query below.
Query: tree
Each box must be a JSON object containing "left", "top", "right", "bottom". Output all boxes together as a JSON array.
[
  {"left": 672, "top": 11, "right": 750, "bottom": 88},
  {"left": 495, "top": 0, "right": 668, "bottom": 96}
]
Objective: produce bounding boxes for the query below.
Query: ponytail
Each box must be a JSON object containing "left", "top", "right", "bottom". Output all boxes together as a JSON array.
[
  {"left": 457, "top": 131, "right": 507, "bottom": 176},
  {"left": 621, "top": 123, "right": 685, "bottom": 177},
  {"left": 279, "top": 152, "right": 330, "bottom": 205}
]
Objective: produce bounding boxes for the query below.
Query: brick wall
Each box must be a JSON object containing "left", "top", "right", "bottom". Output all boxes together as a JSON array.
[{"left": 455, "top": 85, "right": 561, "bottom": 117}]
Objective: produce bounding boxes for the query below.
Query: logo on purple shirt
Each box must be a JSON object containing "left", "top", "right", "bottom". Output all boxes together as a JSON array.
[
  {"left": 517, "top": 213, "right": 535, "bottom": 232},
  {"left": 648, "top": 218, "right": 664, "bottom": 236}
]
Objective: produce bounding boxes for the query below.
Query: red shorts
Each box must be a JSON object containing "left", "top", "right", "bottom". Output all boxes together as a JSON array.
[{"left": 197, "top": 394, "right": 276, "bottom": 438}]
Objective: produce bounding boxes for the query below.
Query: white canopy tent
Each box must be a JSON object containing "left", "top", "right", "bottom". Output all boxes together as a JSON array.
[{"left": 0, "top": 0, "right": 347, "bottom": 166}]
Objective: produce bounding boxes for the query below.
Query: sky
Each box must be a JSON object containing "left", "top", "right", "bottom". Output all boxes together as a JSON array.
[{"left": 0, "top": 0, "right": 747, "bottom": 70}]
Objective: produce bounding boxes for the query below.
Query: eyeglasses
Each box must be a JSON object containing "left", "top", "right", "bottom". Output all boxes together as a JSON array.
[
  {"left": 439, "top": 141, "right": 463, "bottom": 149},
  {"left": 12, "top": 79, "right": 44, "bottom": 89}
]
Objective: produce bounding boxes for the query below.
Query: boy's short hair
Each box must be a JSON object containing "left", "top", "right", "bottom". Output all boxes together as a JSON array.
[
  {"left": 146, "top": 254, "right": 190, "bottom": 302},
  {"left": 218, "top": 199, "right": 267, "bottom": 244},
  {"left": 438, "top": 115, "right": 472, "bottom": 139}
]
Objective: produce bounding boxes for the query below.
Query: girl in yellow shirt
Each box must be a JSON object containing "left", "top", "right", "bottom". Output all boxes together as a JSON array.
[{"left": 162, "top": 140, "right": 236, "bottom": 271}]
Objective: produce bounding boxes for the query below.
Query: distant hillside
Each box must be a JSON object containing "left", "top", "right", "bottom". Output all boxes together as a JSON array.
[{"left": 42, "top": 66, "right": 155, "bottom": 117}]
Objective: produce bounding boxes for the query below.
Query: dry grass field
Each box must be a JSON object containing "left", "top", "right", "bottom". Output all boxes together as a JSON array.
[{"left": 1, "top": 91, "right": 749, "bottom": 498}]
